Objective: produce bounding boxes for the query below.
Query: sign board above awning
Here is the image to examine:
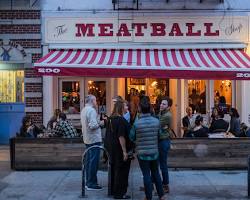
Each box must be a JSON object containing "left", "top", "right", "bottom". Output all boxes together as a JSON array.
[
  {"left": 34, "top": 49, "right": 250, "bottom": 80},
  {"left": 44, "top": 16, "right": 249, "bottom": 44}
]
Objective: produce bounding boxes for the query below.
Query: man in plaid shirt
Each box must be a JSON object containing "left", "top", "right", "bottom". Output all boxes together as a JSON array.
[{"left": 54, "top": 113, "right": 78, "bottom": 138}]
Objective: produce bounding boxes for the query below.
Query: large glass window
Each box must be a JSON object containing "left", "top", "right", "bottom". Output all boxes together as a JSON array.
[
  {"left": 148, "top": 78, "right": 169, "bottom": 104},
  {"left": 214, "top": 80, "right": 232, "bottom": 113},
  {"left": 126, "top": 78, "right": 146, "bottom": 100},
  {"left": 0, "top": 70, "right": 24, "bottom": 103},
  {"left": 188, "top": 80, "right": 206, "bottom": 114},
  {"left": 61, "top": 81, "right": 80, "bottom": 114},
  {"left": 126, "top": 78, "right": 169, "bottom": 102},
  {"left": 125, "top": 78, "right": 169, "bottom": 115}
]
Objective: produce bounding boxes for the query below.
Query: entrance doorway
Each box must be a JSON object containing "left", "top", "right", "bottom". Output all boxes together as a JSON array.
[{"left": 59, "top": 77, "right": 111, "bottom": 122}]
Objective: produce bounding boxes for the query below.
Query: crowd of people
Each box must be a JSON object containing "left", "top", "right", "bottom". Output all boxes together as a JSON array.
[
  {"left": 17, "top": 92, "right": 250, "bottom": 200},
  {"left": 80, "top": 94, "right": 172, "bottom": 200},
  {"left": 182, "top": 105, "right": 250, "bottom": 138},
  {"left": 189, "top": 89, "right": 228, "bottom": 115}
]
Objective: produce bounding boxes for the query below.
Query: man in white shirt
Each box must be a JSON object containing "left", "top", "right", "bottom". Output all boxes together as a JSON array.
[{"left": 81, "top": 95, "right": 104, "bottom": 190}]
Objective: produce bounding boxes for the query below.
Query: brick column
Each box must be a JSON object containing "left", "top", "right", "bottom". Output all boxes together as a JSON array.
[{"left": 0, "top": 9, "right": 43, "bottom": 125}]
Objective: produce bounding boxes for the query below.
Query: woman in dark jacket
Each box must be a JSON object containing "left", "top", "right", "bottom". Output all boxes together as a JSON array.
[
  {"left": 104, "top": 100, "right": 133, "bottom": 199},
  {"left": 19, "top": 116, "right": 41, "bottom": 138},
  {"left": 210, "top": 107, "right": 219, "bottom": 124},
  {"left": 209, "top": 109, "right": 229, "bottom": 133},
  {"left": 229, "top": 108, "right": 241, "bottom": 136},
  {"left": 187, "top": 115, "right": 208, "bottom": 138}
]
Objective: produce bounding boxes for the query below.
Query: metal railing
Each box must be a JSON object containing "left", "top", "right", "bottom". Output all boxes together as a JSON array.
[{"left": 81, "top": 145, "right": 111, "bottom": 198}]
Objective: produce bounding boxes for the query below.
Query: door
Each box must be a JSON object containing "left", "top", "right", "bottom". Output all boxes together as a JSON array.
[
  {"left": 58, "top": 78, "right": 84, "bottom": 124},
  {"left": 84, "top": 78, "right": 111, "bottom": 115}
]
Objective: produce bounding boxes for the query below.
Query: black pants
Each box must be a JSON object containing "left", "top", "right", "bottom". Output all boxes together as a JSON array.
[{"left": 111, "top": 158, "right": 131, "bottom": 197}]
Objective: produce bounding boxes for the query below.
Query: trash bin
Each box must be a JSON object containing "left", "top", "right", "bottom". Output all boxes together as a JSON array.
[{"left": 0, "top": 103, "right": 25, "bottom": 144}]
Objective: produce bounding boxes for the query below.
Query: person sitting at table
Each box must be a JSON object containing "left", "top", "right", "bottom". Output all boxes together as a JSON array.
[
  {"left": 182, "top": 106, "right": 194, "bottom": 137},
  {"left": 47, "top": 109, "right": 61, "bottom": 130},
  {"left": 218, "top": 96, "right": 227, "bottom": 114},
  {"left": 19, "top": 116, "right": 42, "bottom": 138},
  {"left": 210, "top": 107, "right": 219, "bottom": 124},
  {"left": 209, "top": 109, "right": 229, "bottom": 133},
  {"left": 186, "top": 115, "right": 209, "bottom": 138},
  {"left": 229, "top": 108, "right": 241, "bottom": 136},
  {"left": 53, "top": 113, "right": 78, "bottom": 138}
]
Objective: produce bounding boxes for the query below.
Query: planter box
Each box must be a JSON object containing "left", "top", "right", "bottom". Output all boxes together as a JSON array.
[{"left": 10, "top": 137, "right": 250, "bottom": 170}]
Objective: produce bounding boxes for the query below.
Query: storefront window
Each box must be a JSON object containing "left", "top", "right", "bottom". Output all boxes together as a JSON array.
[
  {"left": 0, "top": 70, "right": 24, "bottom": 103},
  {"left": 87, "top": 81, "right": 106, "bottom": 114},
  {"left": 126, "top": 78, "right": 146, "bottom": 99},
  {"left": 214, "top": 80, "right": 232, "bottom": 113},
  {"left": 148, "top": 79, "right": 169, "bottom": 104},
  {"left": 188, "top": 80, "right": 206, "bottom": 114},
  {"left": 126, "top": 78, "right": 169, "bottom": 115},
  {"left": 61, "top": 81, "right": 80, "bottom": 114}
]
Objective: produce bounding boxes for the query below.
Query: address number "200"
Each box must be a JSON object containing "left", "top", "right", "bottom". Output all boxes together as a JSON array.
[
  {"left": 38, "top": 68, "right": 60, "bottom": 73},
  {"left": 236, "top": 73, "right": 250, "bottom": 78}
]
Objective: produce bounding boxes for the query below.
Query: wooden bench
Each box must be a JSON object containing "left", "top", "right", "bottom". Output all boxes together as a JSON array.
[{"left": 10, "top": 137, "right": 250, "bottom": 170}]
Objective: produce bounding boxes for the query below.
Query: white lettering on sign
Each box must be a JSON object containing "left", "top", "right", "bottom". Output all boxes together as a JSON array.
[
  {"left": 236, "top": 73, "right": 250, "bottom": 78},
  {"left": 38, "top": 68, "right": 61, "bottom": 73}
]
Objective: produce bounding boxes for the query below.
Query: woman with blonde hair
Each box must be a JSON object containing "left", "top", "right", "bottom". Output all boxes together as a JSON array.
[{"left": 104, "top": 100, "right": 133, "bottom": 199}]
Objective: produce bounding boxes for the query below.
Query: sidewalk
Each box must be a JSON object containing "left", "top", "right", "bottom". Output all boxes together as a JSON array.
[{"left": 0, "top": 159, "right": 248, "bottom": 200}]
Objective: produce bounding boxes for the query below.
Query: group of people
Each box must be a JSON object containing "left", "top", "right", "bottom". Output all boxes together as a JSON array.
[
  {"left": 19, "top": 109, "right": 78, "bottom": 138},
  {"left": 182, "top": 106, "right": 246, "bottom": 138},
  {"left": 18, "top": 91, "right": 250, "bottom": 200},
  {"left": 81, "top": 94, "right": 173, "bottom": 200},
  {"left": 189, "top": 89, "right": 228, "bottom": 115}
]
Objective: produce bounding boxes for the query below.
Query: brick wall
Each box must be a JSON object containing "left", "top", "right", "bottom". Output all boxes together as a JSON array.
[
  {"left": 26, "top": 98, "right": 43, "bottom": 107},
  {"left": 0, "top": 10, "right": 40, "bottom": 19},
  {"left": 25, "top": 68, "right": 41, "bottom": 78},
  {"left": 25, "top": 83, "right": 42, "bottom": 92},
  {"left": 0, "top": 24, "right": 40, "bottom": 34},
  {"left": 0, "top": 9, "right": 43, "bottom": 125},
  {"left": 26, "top": 112, "right": 43, "bottom": 124},
  {"left": 11, "top": 39, "right": 41, "bottom": 48},
  {"left": 32, "top": 53, "right": 42, "bottom": 62}
]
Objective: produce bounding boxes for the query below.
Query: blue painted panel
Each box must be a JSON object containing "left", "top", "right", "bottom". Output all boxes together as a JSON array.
[{"left": 0, "top": 103, "right": 25, "bottom": 144}]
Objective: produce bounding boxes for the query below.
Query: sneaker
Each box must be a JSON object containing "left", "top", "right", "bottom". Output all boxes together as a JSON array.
[
  {"left": 85, "top": 185, "right": 103, "bottom": 191},
  {"left": 159, "top": 195, "right": 167, "bottom": 200},
  {"left": 139, "top": 186, "right": 145, "bottom": 191}
]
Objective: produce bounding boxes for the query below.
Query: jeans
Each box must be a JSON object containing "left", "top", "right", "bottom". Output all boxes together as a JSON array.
[
  {"left": 85, "top": 142, "right": 101, "bottom": 187},
  {"left": 159, "top": 139, "right": 170, "bottom": 185},
  {"left": 138, "top": 158, "right": 164, "bottom": 200}
]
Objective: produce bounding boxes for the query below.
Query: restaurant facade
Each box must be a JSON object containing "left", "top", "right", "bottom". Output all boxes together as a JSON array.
[{"left": 35, "top": 2, "right": 250, "bottom": 135}]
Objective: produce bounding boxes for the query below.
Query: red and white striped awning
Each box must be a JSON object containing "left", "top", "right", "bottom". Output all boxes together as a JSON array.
[{"left": 34, "top": 49, "right": 250, "bottom": 79}]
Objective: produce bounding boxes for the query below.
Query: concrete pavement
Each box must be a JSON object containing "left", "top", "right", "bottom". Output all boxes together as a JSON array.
[
  {"left": 0, "top": 164, "right": 248, "bottom": 199},
  {"left": 0, "top": 146, "right": 248, "bottom": 200}
]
